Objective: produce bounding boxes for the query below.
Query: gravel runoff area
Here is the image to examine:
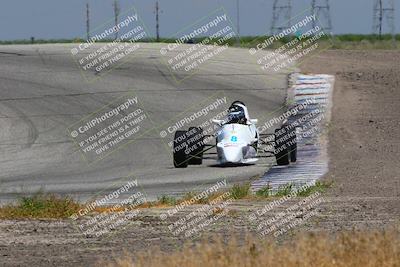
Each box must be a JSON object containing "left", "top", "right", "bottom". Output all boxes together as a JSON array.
[{"left": 0, "top": 50, "right": 399, "bottom": 266}]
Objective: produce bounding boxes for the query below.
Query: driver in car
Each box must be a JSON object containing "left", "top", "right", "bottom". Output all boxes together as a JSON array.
[{"left": 227, "top": 104, "right": 247, "bottom": 124}]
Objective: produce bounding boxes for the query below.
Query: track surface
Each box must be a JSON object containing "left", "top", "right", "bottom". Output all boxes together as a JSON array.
[{"left": 0, "top": 43, "right": 292, "bottom": 203}]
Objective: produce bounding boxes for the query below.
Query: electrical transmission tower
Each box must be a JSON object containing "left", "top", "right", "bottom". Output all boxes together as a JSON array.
[
  {"left": 155, "top": 1, "right": 160, "bottom": 42},
  {"left": 270, "top": 0, "right": 292, "bottom": 35},
  {"left": 86, "top": 2, "right": 90, "bottom": 41},
  {"left": 311, "top": 0, "right": 332, "bottom": 33},
  {"left": 154, "top": 1, "right": 163, "bottom": 42},
  {"left": 236, "top": 0, "right": 240, "bottom": 44},
  {"left": 373, "top": 0, "right": 395, "bottom": 38},
  {"left": 113, "top": 0, "right": 120, "bottom": 40}
]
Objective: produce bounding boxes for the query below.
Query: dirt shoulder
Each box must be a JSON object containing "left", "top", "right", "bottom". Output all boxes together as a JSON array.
[
  {"left": 0, "top": 50, "right": 399, "bottom": 267},
  {"left": 300, "top": 50, "right": 400, "bottom": 231},
  {"left": 303, "top": 50, "right": 400, "bottom": 198}
]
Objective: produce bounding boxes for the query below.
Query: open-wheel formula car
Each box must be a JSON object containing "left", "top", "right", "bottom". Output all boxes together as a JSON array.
[{"left": 172, "top": 101, "right": 297, "bottom": 168}]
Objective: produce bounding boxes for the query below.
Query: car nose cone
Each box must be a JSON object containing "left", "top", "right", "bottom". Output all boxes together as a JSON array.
[{"left": 222, "top": 146, "right": 242, "bottom": 163}]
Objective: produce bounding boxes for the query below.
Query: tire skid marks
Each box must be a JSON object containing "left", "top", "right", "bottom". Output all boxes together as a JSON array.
[{"left": 1, "top": 102, "right": 38, "bottom": 148}]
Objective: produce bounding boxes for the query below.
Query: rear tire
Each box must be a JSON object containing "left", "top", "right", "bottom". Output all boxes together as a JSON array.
[
  {"left": 274, "top": 128, "right": 290, "bottom": 166},
  {"left": 287, "top": 127, "right": 297, "bottom": 163},
  {"left": 173, "top": 130, "right": 188, "bottom": 168},
  {"left": 188, "top": 127, "right": 204, "bottom": 165},
  {"left": 290, "top": 142, "right": 297, "bottom": 162}
]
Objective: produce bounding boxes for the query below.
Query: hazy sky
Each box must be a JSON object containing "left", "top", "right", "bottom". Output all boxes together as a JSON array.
[{"left": 0, "top": 0, "right": 398, "bottom": 40}]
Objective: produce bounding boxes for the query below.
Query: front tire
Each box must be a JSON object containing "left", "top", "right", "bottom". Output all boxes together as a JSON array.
[
  {"left": 173, "top": 130, "right": 188, "bottom": 168},
  {"left": 188, "top": 127, "right": 204, "bottom": 165}
]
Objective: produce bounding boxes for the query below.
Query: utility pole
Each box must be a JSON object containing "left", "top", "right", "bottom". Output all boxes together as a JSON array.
[
  {"left": 311, "top": 0, "right": 332, "bottom": 33},
  {"left": 236, "top": 0, "right": 240, "bottom": 45},
  {"left": 113, "top": 0, "right": 120, "bottom": 40},
  {"left": 373, "top": 0, "right": 395, "bottom": 42},
  {"left": 86, "top": 2, "right": 90, "bottom": 41},
  {"left": 155, "top": 1, "right": 161, "bottom": 42},
  {"left": 270, "top": 0, "right": 292, "bottom": 35}
]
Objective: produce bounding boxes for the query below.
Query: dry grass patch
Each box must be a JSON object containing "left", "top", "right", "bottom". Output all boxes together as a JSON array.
[
  {"left": 103, "top": 229, "right": 400, "bottom": 267},
  {"left": 0, "top": 193, "right": 81, "bottom": 219}
]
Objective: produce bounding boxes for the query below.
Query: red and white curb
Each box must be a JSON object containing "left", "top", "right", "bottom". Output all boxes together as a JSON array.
[{"left": 252, "top": 73, "right": 335, "bottom": 192}]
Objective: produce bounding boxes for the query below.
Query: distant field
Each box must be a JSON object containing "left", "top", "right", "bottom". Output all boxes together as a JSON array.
[{"left": 0, "top": 34, "right": 399, "bottom": 49}]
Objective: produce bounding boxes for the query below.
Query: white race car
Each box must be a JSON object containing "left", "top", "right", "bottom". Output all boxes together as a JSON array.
[{"left": 172, "top": 101, "right": 297, "bottom": 168}]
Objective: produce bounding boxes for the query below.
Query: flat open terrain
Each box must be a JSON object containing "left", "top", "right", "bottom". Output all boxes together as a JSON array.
[{"left": 0, "top": 49, "right": 399, "bottom": 266}]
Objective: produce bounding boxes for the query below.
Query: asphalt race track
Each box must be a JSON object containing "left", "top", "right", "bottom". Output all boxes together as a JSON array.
[{"left": 0, "top": 43, "right": 293, "bottom": 203}]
